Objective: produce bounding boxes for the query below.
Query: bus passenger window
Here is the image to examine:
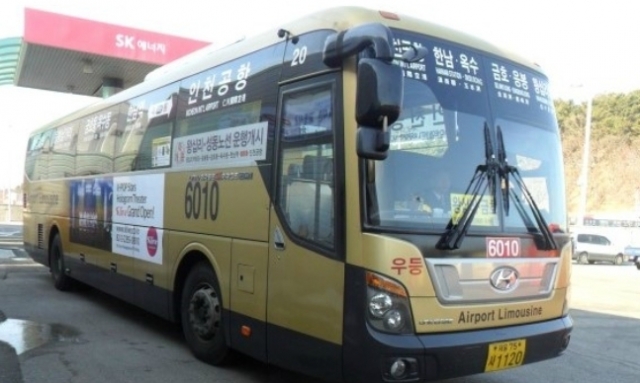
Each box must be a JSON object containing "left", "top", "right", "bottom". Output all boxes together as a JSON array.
[
  {"left": 76, "top": 108, "right": 119, "bottom": 176},
  {"left": 133, "top": 121, "right": 173, "bottom": 171},
  {"left": 284, "top": 152, "right": 334, "bottom": 245},
  {"left": 115, "top": 102, "right": 144, "bottom": 173},
  {"left": 49, "top": 123, "right": 78, "bottom": 179}
]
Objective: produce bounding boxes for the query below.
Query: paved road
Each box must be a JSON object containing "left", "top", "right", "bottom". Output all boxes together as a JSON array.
[{"left": 1, "top": 248, "right": 639, "bottom": 383}]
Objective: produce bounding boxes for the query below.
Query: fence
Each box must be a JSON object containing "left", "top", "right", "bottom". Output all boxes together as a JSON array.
[{"left": 0, "top": 204, "right": 22, "bottom": 222}]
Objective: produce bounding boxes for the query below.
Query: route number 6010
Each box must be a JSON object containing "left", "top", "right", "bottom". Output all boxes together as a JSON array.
[
  {"left": 184, "top": 180, "right": 219, "bottom": 221},
  {"left": 486, "top": 237, "right": 521, "bottom": 258}
]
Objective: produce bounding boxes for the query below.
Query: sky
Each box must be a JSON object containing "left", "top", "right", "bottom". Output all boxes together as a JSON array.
[{"left": 1, "top": 0, "right": 639, "bottom": 188}]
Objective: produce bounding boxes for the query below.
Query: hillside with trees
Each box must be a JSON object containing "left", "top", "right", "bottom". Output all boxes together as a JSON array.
[{"left": 556, "top": 91, "right": 640, "bottom": 216}]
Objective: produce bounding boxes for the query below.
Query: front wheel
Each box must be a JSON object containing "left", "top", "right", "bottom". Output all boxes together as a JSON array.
[
  {"left": 50, "top": 234, "right": 73, "bottom": 291},
  {"left": 181, "top": 261, "right": 234, "bottom": 365},
  {"left": 614, "top": 254, "right": 623, "bottom": 265}
]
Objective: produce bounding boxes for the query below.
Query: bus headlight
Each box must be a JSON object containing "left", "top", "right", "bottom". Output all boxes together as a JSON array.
[
  {"left": 366, "top": 271, "right": 414, "bottom": 334},
  {"left": 369, "top": 293, "right": 393, "bottom": 318},
  {"left": 384, "top": 309, "right": 405, "bottom": 331}
]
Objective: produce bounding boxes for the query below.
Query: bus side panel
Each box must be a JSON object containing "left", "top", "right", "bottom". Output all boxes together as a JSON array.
[
  {"left": 266, "top": 210, "right": 345, "bottom": 383},
  {"left": 163, "top": 166, "right": 271, "bottom": 358},
  {"left": 228, "top": 239, "right": 268, "bottom": 362},
  {"left": 165, "top": 230, "right": 233, "bottom": 319},
  {"left": 23, "top": 180, "right": 71, "bottom": 266},
  {"left": 22, "top": 211, "right": 47, "bottom": 266},
  {"left": 163, "top": 167, "right": 270, "bottom": 242},
  {"left": 266, "top": 323, "right": 343, "bottom": 382}
]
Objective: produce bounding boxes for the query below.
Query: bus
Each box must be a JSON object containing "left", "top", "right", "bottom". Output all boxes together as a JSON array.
[{"left": 23, "top": 6, "right": 572, "bottom": 382}]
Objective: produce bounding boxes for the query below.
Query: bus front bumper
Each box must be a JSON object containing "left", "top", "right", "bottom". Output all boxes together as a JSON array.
[{"left": 344, "top": 315, "right": 572, "bottom": 382}]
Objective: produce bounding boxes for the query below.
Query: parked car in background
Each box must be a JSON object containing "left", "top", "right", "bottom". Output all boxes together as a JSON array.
[
  {"left": 624, "top": 245, "right": 640, "bottom": 269},
  {"left": 572, "top": 233, "right": 627, "bottom": 265}
]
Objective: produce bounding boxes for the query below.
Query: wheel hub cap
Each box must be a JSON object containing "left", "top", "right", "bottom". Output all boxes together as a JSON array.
[{"left": 188, "top": 286, "right": 220, "bottom": 340}]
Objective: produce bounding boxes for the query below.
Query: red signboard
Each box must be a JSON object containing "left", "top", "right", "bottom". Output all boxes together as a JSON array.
[{"left": 23, "top": 8, "right": 211, "bottom": 65}]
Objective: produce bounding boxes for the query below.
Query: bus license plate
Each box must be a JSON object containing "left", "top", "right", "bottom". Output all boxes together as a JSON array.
[{"left": 484, "top": 339, "right": 526, "bottom": 372}]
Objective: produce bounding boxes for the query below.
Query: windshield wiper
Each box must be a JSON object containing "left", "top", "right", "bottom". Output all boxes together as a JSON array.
[
  {"left": 437, "top": 124, "right": 558, "bottom": 251},
  {"left": 496, "top": 126, "right": 557, "bottom": 251},
  {"left": 436, "top": 122, "right": 497, "bottom": 250}
]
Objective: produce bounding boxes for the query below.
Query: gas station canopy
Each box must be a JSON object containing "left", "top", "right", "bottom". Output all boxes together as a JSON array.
[{"left": 0, "top": 8, "right": 211, "bottom": 97}]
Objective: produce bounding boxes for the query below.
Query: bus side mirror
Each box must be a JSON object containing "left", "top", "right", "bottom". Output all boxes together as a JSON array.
[
  {"left": 356, "top": 128, "right": 389, "bottom": 160},
  {"left": 356, "top": 58, "right": 403, "bottom": 160},
  {"left": 356, "top": 59, "right": 402, "bottom": 127}
]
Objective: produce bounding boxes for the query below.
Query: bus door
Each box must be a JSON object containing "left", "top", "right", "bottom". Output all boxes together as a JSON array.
[{"left": 267, "top": 75, "right": 344, "bottom": 379}]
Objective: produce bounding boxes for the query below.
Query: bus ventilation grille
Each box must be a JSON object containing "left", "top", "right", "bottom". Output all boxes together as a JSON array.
[{"left": 37, "top": 224, "right": 44, "bottom": 249}]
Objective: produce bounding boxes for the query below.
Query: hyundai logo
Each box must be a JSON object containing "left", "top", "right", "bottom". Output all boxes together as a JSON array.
[{"left": 489, "top": 266, "right": 519, "bottom": 291}]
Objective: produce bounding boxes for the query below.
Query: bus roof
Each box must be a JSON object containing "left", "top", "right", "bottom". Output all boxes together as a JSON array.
[{"left": 28, "top": 5, "right": 543, "bottom": 136}]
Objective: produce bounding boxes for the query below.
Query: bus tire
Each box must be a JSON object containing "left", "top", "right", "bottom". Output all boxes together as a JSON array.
[
  {"left": 181, "top": 261, "right": 233, "bottom": 366},
  {"left": 50, "top": 234, "right": 73, "bottom": 291}
]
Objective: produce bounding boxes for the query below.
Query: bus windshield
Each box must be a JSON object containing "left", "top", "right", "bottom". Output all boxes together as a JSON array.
[{"left": 365, "top": 30, "right": 567, "bottom": 237}]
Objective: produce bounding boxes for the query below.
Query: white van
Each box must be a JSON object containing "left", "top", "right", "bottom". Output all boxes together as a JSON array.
[{"left": 572, "top": 233, "right": 627, "bottom": 265}]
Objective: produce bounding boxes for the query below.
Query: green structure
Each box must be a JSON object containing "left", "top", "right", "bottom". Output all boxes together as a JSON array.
[{"left": 0, "top": 37, "right": 22, "bottom": 86}]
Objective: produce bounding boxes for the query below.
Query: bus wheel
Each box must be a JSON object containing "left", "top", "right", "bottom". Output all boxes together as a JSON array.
[
  {"left": 181, "top": 261, "right": 233, "bottom": 365},
  {"left": 50, "top": 234, "right": 73, "bottom": 291}
]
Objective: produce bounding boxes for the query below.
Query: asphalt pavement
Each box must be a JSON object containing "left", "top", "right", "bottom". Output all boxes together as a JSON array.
[
  {"left": 1, "top": 297, "right": 24, "bottom": 383},
  {"left": 0, "top": 223, "right": 26, "bottom": 382},
  {"left": 0, "top": 325, "right": 24, "bottom": 383}
]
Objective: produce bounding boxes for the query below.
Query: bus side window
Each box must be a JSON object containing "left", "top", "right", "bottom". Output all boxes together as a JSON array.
[
  {"left": 133, "top": 121, "right": 173, "bottom": 171},
  {"left": 49, "top": 124, "right": 78, "bottom": 179},
  {"left": 76, "top": 109, "right": 118, "bottom": 176},
  {"left": 286, "top": 165, "right": 315, "bottom": 238},
  {"left": 115, "top": 133, "right": 142, "bottom": 172},
  {"left": 284, "top": 153, "right": 334, "bottom": 245},
  {"left": 277, "top": 82, "right": 336, "bottom": 249},
  {"left": 115, "top": 102, "right": 143, "bottom": 173}
]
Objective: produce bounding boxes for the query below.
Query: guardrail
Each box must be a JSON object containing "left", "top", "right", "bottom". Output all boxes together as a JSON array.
[{"left": 0, "top": 223, "right": 23, "bottom": 248}]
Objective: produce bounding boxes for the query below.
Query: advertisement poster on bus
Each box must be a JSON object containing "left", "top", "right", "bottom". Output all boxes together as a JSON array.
[
  {"left": 152, "top": 136, "right": 172, "bottom": 167},
  {"left": 172, "top": 121, "right": 268, "bottom": 169},
  {"left": 69, "top": 177, "right": 114, "bottom": 251},
  {"left": 112, "top": 174, "right": 165, "bottom": 264}
]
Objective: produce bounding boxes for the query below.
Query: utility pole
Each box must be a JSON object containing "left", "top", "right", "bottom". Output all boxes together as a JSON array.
[
  {"left": 577, "top": 93, "right": 593, "bottom": 227},
  {"left": 7, "top": 187, "right": 11, "bottom": 222}
]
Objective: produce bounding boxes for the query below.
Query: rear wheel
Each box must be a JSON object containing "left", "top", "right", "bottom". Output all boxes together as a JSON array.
[
  {"left": 614, "top": 254, "right": 623, "bottom": 265},
  {"left": 578, "top": 252, "right": 589, "bottom": 264},
  {"left": 50, "top": 234, "right": 73, "bottom": 291},
  {"left": 181, "top": 261, "right": 234, "bottom": 365}
]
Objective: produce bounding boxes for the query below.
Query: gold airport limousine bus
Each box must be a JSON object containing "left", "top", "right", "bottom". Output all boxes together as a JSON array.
[{"left": 23, "top": 6, "right": 572, "bottom": 382}]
